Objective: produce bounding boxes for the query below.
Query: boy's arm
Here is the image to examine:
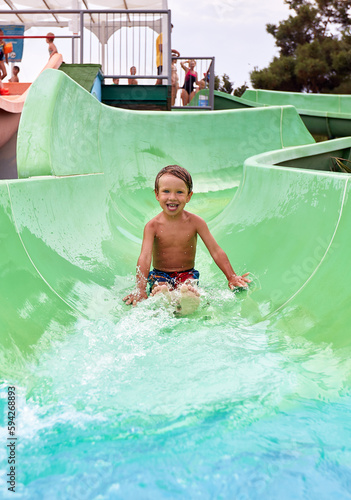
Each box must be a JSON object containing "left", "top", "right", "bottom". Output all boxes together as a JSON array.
[
  {"left": 196, "top": 217, "right": 250, "bottom": 289},
  {"left": 123, "top": 222, "right": 154, "bottom": 305}
]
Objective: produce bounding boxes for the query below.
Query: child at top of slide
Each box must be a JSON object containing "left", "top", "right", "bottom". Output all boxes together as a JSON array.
[
  {"left": 0, "top": 30, "right": 9, "bottom": 95},
  {"left": 46, "top": 33, "right": 58, "bottom": 59},
  {"left": 123, "top": 165, "right": 250, "bottom": 309},
  {"left": 9, "top": 65, "right": 19, "bottom": 83},
  {"left": 128, "top": 66, "right": 138, "bottom": 85}
]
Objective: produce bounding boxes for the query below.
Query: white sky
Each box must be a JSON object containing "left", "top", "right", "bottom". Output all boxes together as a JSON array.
[
  {"left": 170, "top": 0, "right": 291, "bottom": 88},
  {"left": 8, "top": 0, "right": 291, "bottom": 88}
]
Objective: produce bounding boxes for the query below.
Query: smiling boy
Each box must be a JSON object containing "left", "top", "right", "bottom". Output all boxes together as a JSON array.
[{"left": 123, "top": 165, "right": 250, "bottom": 309}]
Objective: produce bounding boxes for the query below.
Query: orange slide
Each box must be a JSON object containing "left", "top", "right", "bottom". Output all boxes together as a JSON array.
[{"left": 0, "top": 53, "right": 63, "bottom": 148}]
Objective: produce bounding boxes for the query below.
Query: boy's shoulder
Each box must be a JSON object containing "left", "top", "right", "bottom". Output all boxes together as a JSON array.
[
  {"left": 144, "top": 213, "right": 162, "bottom": 230},
  {"left": 184, "top": 211, "right": 206, "bottom": 225}
]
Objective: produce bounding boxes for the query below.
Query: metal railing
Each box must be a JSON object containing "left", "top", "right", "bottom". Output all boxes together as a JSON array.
[
  {"left": 0, "top": 9, "right": 215, "bottom": 108},
  {"left": 0, "top": 9, "right": 171, "bottom": 85},
  {"left": 172, "top": 56, "right": 215, "bottom": 110},
  {"left": 79, "top": 9, "right": 171, "bottom": 84}
]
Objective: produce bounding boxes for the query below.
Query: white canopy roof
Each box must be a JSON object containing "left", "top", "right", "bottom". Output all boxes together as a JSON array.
[{"left": 0, "top": 0, "right": 168, "bottom": 32}]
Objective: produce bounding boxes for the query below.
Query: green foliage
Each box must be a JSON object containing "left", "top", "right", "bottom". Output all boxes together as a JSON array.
[
  {"left": 331, "top": 78, "right": 351, "bottom": 94},
  {"left": 251, "top": 56, "right": 299, "bottom": 91},
  {"left": 214, "top": 75, "right": 220, "bottom": 91},
  {"left": 251, "top": 0, "right": 351, "bottom": 92},
  {"left": 214, "top": 75, "right": 248, "bottom": 96},
  {"left": 234, "top": 83, "right": 249, "bottom": 97},
  {"left": 219, "top": 73, "right": 234, "bottom": 94}
]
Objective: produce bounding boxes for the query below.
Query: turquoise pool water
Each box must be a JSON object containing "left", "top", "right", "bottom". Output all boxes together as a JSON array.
[{"left": 1, "top": 265, "right": 351, "bottom": 499}]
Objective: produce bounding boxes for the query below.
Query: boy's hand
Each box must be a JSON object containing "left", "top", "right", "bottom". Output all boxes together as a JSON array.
[
  {"left": 123, "top": 290, "right": 148, "bottom": 306},
  {"left": 228, "top": 273, "right": 251, "bottom": 290}
]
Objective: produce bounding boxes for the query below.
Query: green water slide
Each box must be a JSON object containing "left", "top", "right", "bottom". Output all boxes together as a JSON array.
[
  {"left": 193, "top": 88, "right": 351, "bottom": 138},
  {"left": 243, "top": 89, "right": 351, "bottom": 138},
  {"left": 191, "top": 89, "right": 260, "bottom": 111},
  {"left": 2, "top": 68, "right": 351, "bottom": 359}
]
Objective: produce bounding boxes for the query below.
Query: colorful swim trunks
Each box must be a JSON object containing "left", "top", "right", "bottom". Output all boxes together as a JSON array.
[{"left": 147, "top": 268, "right": 200, "bottom": 293}]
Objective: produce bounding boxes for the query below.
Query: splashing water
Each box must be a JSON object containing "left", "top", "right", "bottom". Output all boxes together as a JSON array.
[{"left": 1, "top": 274, "right": 351, "bottom": 499}]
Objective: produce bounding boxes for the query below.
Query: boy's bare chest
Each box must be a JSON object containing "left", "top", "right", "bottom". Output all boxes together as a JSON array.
[{"left": 154, "top": 224, "right": 197, "bottom": 247}]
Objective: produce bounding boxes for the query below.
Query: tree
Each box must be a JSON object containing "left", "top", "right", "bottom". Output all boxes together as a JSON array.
[
  {"left": 214, "top": 74, "right": 248, "bottom": 97},
  {"left": 251, "top": 0, "right": 351, "bottom": 92},
  {"left": 234, "top": 83, "right": 249, "bottom": 97},
  {"left": 219, "top": 73, "right": 234, "bottom": 94},
  {"left": 214, "top": 75, "right": 220, "bottom": 91}
]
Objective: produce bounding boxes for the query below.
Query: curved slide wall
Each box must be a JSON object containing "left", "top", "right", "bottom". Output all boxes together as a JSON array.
[
  {"left": 0, "top": 54, "right": 63, "bottom": 180},
  {"left": 243, "top": 89, "right": 351, "bottom": 138},
  {"left": 2, "top": 68, "right": 350, "bottom": 358},
  {"left": 193, "top": 88, "right": 351, "bottom": 138},
  {"left": 0, "top": 54, "right": 63, "bottom": 148}
]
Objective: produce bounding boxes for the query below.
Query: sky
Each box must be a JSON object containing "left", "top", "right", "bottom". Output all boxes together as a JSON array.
[
  {"left": 8, "top": 0, "right": 292, "bottom": 88},
  {"left": 169, "top": 0, "right": 291, "bottom": 88}
]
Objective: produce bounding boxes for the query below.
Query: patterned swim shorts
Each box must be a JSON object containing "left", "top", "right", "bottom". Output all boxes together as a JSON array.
[{"left": 147, "top": 268, "right": 200, "bottom": 293}]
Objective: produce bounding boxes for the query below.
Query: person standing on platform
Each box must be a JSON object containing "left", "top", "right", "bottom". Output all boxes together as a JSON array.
[
  {"left": 9, "top": 65, "right": 20, "bottom": 83},
  {"left": 0, "top": 29, "right": 9, "bottom": 94},
  {"left": 180, "top": 59, "right": 198, "bottom": 106},
  {"left": 128, "top": 66, "right": 138, "bottom": 85},
  {"left": 156, "top": 24, "right": 178, "bottom": 85},
  {"left": 46, "top": 33, "right": 58, "bottom": 59}
]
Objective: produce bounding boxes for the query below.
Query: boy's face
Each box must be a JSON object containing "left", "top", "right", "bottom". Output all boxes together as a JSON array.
[{"left": 155, "top": 174, "right": 192, "bottom": 216}]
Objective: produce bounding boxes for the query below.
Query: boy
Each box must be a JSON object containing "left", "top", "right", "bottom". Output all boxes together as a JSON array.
[
  {"left": 123, "top": 165, "right": 250, "bottom": 309},
  {"left": 9, "top": 65, "right": 19, "bottom": 83},
  {"left": 46, "top": 33, "right": 57, "bottom": 59},
  {"left": 128, "top": 66, "right": 138, "bottom": 85}
]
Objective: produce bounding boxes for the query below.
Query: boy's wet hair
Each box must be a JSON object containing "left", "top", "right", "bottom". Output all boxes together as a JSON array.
[
  {"left": 155, "top": 165, "right": 193, "bottom": 193},
  {"left": 13, "top": 66, "right": 20, "bottom": 73}
]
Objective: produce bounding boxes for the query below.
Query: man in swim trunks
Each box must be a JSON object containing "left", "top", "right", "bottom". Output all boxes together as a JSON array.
[{"left": 123, "top": 165, "right": 250, "bottom": 308}]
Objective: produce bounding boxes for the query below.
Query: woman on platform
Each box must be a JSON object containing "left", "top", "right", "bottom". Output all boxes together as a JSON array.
[{"left": 180, "top": 60, "right": 198, "bottom": 106}]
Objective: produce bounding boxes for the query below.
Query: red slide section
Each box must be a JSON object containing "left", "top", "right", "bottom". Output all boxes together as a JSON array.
[{"left": 0, "top": 53, "right": 63, "bottom": 148}]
